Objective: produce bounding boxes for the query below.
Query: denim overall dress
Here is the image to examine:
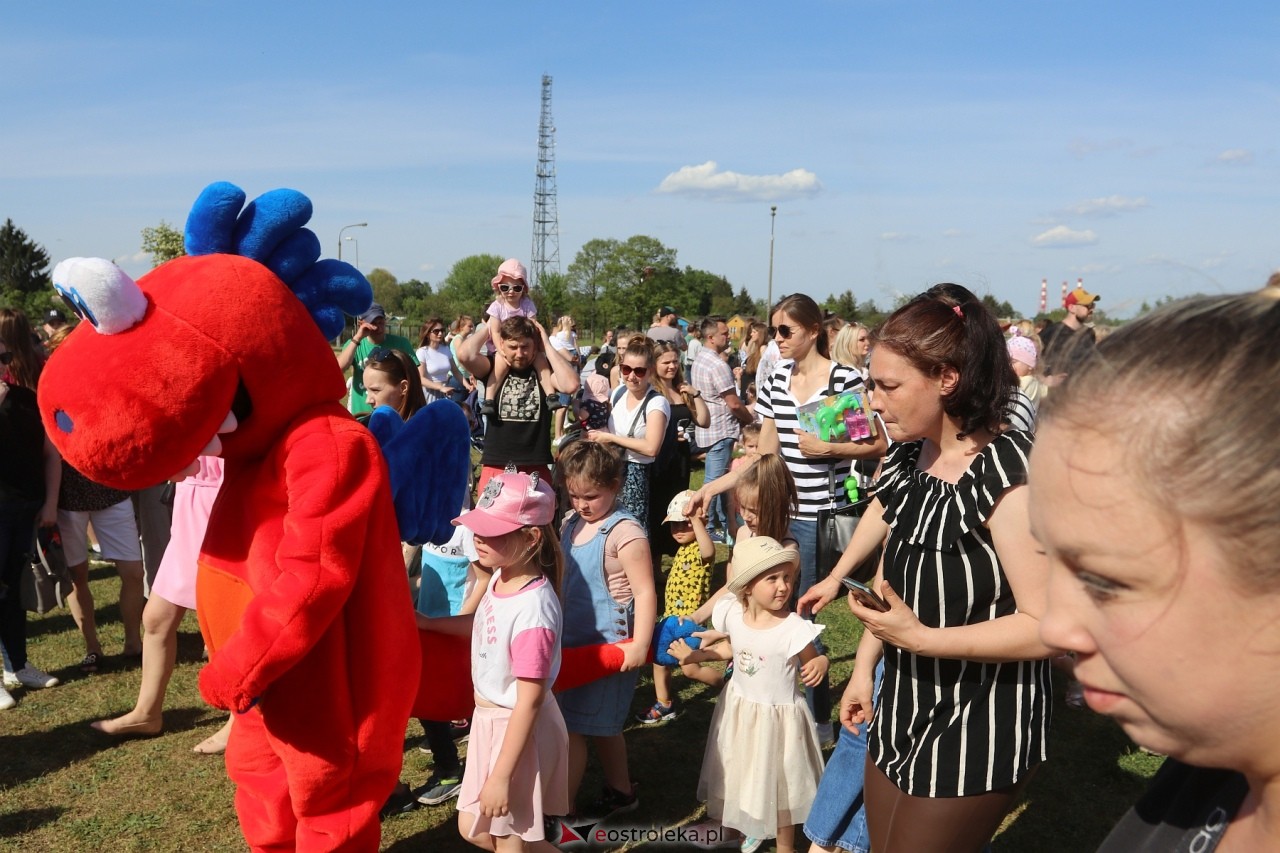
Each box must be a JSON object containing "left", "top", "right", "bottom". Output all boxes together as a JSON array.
[{"left": 556, "top": 509, "right": 642, "bottom": 736}]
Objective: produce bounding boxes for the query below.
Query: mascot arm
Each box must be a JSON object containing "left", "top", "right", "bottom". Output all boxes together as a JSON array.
[{"left": 200, "top": 427, "right": 384, "bottom": 711}]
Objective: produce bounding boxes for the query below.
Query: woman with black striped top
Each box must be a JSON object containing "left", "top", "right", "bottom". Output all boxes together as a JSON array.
[
  {"left": 799, "top": 284, "right": 1053, "bottom": 853},
  {"left": 691, "top": 293, "right": 888, "bottom": 734}
]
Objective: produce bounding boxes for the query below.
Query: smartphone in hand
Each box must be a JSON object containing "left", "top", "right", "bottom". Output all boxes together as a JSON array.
[{"left": 840, "top": 577, "right": 890, "bottom": 612}]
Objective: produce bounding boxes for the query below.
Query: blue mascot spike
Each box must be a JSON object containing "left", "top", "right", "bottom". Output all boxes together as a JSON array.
[{"left": 183, "top": 181, "right": 372, "bottom": 338}]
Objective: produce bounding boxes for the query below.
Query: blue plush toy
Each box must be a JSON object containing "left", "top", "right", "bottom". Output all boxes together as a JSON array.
[{"left": 652, "top": 614, "right": 704, "bottom": 667}]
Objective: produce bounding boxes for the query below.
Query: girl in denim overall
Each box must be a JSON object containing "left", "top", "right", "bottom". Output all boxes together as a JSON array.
[{"left": 554, "top": 440, "right": 657, "bottom": 820}]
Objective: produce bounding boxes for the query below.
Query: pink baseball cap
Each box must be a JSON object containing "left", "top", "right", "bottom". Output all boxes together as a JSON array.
[
  {"left": 454, "top": 471, "right": 555, "bottom": 537},
  {"left": 491, "top": 258, "right": 528, "bottom": 287}
]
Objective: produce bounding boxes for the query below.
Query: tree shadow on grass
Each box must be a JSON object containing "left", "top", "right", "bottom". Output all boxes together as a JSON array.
[{"left": 0, "top": 707, "right": 209, "bottom": 787}]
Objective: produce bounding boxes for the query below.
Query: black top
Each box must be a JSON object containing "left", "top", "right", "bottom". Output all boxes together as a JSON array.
[
  {"left": 1099, "top": 760, "right": 1247, "bottom": 852},
  {"left": 0, "top": 385, "right": 46, "bottom": 505},
  {"left": 1039, "top": 321, "right": 1096, "bottom": 375},
  {"left": 480, "top": 355, "right": 553, "bottom": 468},
  {"left": 869, "top": 431, "right": 1051, "bottom": 797}
]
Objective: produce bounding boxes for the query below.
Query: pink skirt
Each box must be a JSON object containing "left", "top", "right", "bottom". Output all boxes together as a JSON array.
[
  {"left": 459, "top": 698, "right": 570, "bottom": 842},
  {"left": 151, "top": 457, "right": 224, "bottom": 610}
]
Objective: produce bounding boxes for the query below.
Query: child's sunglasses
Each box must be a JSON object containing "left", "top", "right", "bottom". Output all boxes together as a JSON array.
[{"left": 498, "top": 283, "right": 525, "bottom": 294}]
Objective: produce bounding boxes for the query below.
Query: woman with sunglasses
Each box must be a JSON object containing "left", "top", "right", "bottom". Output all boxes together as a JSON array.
[
  {"left": 690, "top": 294, "right": 887, "bottom": 738},
  {"left": 478, "top": 259, "right": 542, "bottom": 421},
  {"left": 416, "top": 317, "right": 467, "bottom": 404},
  {"left": 588, "top": 336, "right": 670, "bottom": 522}
]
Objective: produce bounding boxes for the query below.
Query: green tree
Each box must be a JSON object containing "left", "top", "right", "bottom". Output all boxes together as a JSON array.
[
  {"left": 679, "top": 268, "right": 730, "bottom": 317},
  {"left": 140, "top": 220, "right": 186, "bottom": 267},
  {"left": 398, "top": 279, "right": 435, "bottom": 326},
  {"left": 437, "top": 254, "right": 506, "bottom": 320},
  {"left": 366, "top": 268, "right": 402, "bottom": 316},
  {"left": 731, "top": 286, "right": 759, "bottom": 319},
  {"left": 567, "top": 239, "right": 620, "bottom": 338},
  {"left": 981, "top": 293, "right": 1015, "bottom": 319},
  {"left": 534, "top": 271, "right": 571, "bottom": 324},
  {"left": 0, "top": 218, "right": 54, "bottom": 317},
  {"left": 600, "top": 236, "right": 680, "bottom": 330},
  {"left": 822, "top": 289, "right": 859, "bottom": 320}
]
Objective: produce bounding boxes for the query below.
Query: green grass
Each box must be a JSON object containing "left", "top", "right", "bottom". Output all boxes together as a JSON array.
[{"left": 1, "top": 508, "right": 1160, "bottom": 851}]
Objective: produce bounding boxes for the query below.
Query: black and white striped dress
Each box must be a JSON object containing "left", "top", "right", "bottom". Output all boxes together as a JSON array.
[
  {"left": 868, "top": 431, "right": 1050, "bottom": 797},
  {"left": 756, "top": 360, "right": 866, "bottom": 522}
]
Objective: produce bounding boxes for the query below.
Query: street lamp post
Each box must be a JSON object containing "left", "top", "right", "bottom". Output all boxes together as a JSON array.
[
  {"left": 344, "top": 237, "right": 359, "bottom": 269},
  {"left": 338, "top": 222, "right": 367, "bottom": 260},
  {"left": 767, "top": 205, "right": 777, "bottom": 314}
]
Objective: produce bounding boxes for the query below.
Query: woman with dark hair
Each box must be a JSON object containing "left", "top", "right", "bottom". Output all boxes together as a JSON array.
[
  {"left": 647, "top": 340, "right": 709, "bottom": 569},
  {"left": 799, "top": 283, "right": 1051, "bottom": 853},
  {"left": 0, "top": 308, "right": 45, "bottom": 390},
  {"left": 416, "top": 317, "right": 466, "bottom": 404},
  {"left": 0, "top": 318, "right": 61, "bottom": 707},
  {"left": 691, "top": 293, "right": 888, "bottom": 740},
  {"left": 363, "top": 347, "right": 426, "bottom": 421}
]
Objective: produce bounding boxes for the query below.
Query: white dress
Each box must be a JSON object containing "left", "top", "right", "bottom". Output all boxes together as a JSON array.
[{"left": 697, "top": 596, "right": 825, "bottom": 838}]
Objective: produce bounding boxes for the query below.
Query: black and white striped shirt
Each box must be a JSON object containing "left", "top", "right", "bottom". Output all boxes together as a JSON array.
[
  {"left": 868, "top": 431, "right": 1051, "bottom": 797},
  {"left": 756, "top": 360, "right": 867, "bottom": 522}
]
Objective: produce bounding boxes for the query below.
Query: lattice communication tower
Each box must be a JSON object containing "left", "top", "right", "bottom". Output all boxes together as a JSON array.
[{"left": 530, "top": 74, "right": 561, "bottom": 289}]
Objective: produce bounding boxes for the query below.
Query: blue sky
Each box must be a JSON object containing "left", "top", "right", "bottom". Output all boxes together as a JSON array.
[{"left": 4, "top": 1, "right": 1277, "bottom": 318}]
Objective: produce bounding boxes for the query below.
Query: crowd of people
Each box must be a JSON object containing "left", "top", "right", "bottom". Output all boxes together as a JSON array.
[{"left": 5, "top": 257, "right": 1280, "bottom": 853}]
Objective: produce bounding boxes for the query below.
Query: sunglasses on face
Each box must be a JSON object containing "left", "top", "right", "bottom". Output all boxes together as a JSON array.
[
  {"left": 429, "top": 328, "right": 445, "bottom": 335},
  {"left": 619, "top": 364, "right": 649, "bottom": 379},
  {"left": 498, "top": 283, "right": 525, "bottom": 294},
  {"left": 770, "top": 324, "right": 795, "bottom": 340},
  {"left": 0, "top": 352, "right": 12, "bottom": 365}
]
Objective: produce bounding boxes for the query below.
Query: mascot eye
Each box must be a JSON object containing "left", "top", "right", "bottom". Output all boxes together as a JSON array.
[
  {"left": 55, "top": 285, "right": 100, "bottom": 328},
  {"left": 50, "top": 258, "right": 148, "bottom": 335}
]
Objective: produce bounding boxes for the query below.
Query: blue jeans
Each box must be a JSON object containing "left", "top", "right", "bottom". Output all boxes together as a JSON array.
[
  {"left": 804, "top": 662, "right": 884, "bottom": 853},
  {"left": 700, "top": 437, "right": 735, "bottom": 532},
  {"left": 790, "top": 518, "right": 831, "bottom": 726}
]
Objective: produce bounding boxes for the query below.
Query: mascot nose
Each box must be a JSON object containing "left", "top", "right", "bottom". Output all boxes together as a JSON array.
[{"left": 54, "top": 410, "right": 74, "bottom": 433}]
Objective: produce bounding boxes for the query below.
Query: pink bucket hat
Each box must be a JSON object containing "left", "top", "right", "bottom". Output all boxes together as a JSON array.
[
  {"left": 491, "top": 258, "right": 528, "bottom": 288},
  {"left": 1006, "top": 332, "right": 1038, "bottom": 369},
  {"left": 454, "top": 471, "right": 554, "bottom": 537}
]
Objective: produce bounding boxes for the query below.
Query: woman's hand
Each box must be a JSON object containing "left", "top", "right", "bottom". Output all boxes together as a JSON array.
[
  {"left": 684, "top": 487, "right": 709, "bottom": 520},
  {"left": 839, "top": 673, "right": 875, "bottom": 735},
  {"left": 478, "top": 774, "right": 511, "bottom": 818},
  {"left": 849, "top": 580, "right": 929, "bottom": 654},
  {"left": 585, "top": 429, "right": 615, "bottom": 445},
  {"left": 800, "top": 653, "right": 829, "bottom": 688},
  {"left": 795, "top": 430, "right": 833, "bottom": 459},
  {"left": 796, "top": 575, "right": 841, "bottom": 617},
  {"left": 620, "top": 640, "right": 649, "bottom": 672}
]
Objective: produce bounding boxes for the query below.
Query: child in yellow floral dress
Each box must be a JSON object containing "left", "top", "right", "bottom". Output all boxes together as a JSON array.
[{"left": 637, "top": 490, "right": 716, "bottom": 724}]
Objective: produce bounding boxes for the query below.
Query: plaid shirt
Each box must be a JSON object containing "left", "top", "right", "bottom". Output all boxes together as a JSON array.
[{"left": 691, "top": 348, "right": 740, "bottom": 448}]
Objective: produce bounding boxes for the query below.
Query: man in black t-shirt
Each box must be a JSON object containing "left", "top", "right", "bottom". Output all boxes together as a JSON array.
[
  {"left": 1041, "top": 285, "right": 1100, "bottom": 379},
  {"left": 456, "top": 315, "right": 580, "bottom": 493}
]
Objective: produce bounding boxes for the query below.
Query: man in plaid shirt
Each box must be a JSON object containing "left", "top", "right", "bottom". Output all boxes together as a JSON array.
[{"left": 690, "top": 316, "right": 754, "bottom": 540}]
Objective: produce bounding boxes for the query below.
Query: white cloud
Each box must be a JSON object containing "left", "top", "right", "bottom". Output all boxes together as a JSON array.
[
  {"left": 879, "top": 232, "right": 914, "bottom": 242},
  {"left": 1031, "top": 225, "right": 1099, "bottom": 248},
  {"left": 1064, "top": 195, "right": 1149, "bottom": 217},
  {"left": 656, "top": 161, "right": 822, "bottom": 202},
  {"left": 1216, "top": 148, "right": 1254, "bottom": 165}
]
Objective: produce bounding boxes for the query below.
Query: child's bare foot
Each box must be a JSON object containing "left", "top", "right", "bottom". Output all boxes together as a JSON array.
[
  {"left": 89, "top": 711, "right": 163, "bottom": 738},
  {"left": 192, "top": 718, "right": 233, "bottom": 754}
]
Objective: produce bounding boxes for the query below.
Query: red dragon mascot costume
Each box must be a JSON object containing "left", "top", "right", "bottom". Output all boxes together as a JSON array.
[{"left": 38, "top": 182, "right": 424, "bottom": 851}]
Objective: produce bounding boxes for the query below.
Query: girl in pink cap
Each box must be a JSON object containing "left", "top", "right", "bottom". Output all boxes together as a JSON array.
[
  {"left": 479, "top": 259, "right": 546, "bottom": 420},
  {"left": 418, "top": 470, "right": 570, "bottom": 850}
]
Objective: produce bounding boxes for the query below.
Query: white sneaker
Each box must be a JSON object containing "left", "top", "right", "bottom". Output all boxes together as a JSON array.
[
  {"left": 0, "top": 684, "right": 14, "bottom": 710},
  {"left": 9, "top": 664, "right": 60, "bottom": 689}
]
